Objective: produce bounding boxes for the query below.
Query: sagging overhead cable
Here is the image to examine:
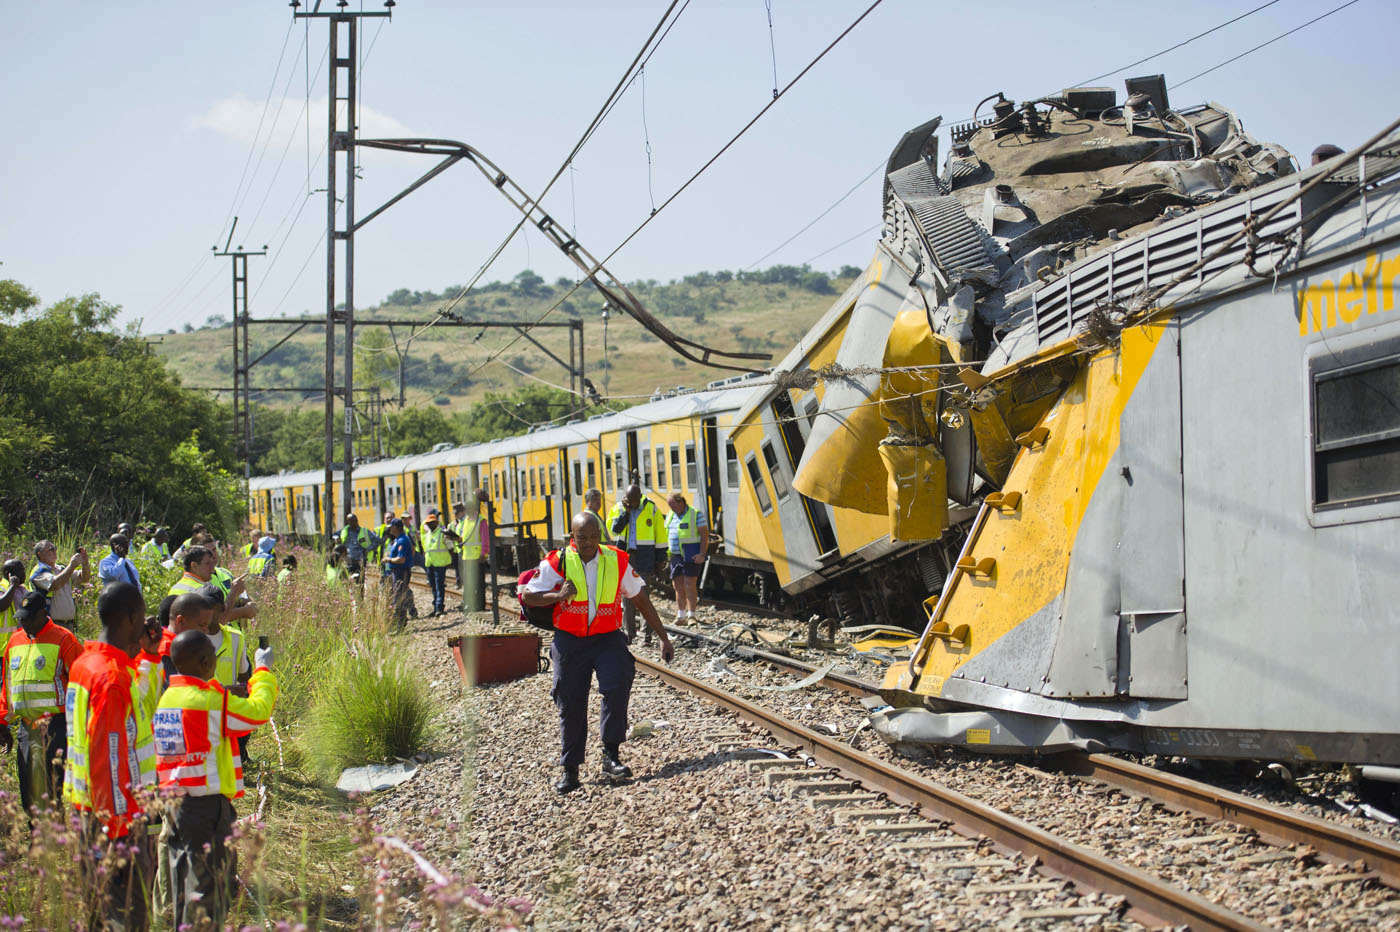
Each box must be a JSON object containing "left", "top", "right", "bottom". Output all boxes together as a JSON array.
[{"left": 357, "top": 137, "right": 773, "bottom": 373}]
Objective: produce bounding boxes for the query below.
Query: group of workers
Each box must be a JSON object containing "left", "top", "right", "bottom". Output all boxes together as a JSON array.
[
  {"left": 0, "top": 477, "right": 714, "bottom": 929},
  {"left": 0, "top": 522, "right": 282, "bottom": 931},
  {"left": 327, "top": 496, "right": 490, "bottom": 628}
]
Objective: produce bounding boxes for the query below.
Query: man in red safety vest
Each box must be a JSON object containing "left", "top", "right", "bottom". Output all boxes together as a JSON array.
[{"left": 520, "top": 511, "right": 673, "bottom": 795}]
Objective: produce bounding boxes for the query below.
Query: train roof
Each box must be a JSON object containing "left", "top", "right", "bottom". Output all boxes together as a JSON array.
[{"left": 247, "top": 377, "right": 765, "bottom": 487}]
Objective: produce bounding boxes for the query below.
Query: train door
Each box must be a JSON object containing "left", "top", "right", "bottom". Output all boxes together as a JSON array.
[
  {"left": 702, "top": 417, "right": 721, "bottom": 536},
  {"left": 507, "top": 456, "right": 520, "bottom": 527},
  {"left": 556, "top": 447, "right": 572, "bottom": 537},
  {"left": 376, "top": 478, "right": 387, "bottom": 523},
  {"left": 770, "top": 393, "right": 839, "bottom": 556},
  {"left": 625, "top": 431, "right": 639, "bottom": 486},
  {"left": 437, "top": 468, "right": 449, "bottom": 515}
]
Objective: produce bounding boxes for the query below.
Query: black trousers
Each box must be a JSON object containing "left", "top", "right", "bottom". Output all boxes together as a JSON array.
[
  {"left": 550, "top": 629, "right": 635, "bottom": 768},
  {"left": 16, "top": 712, "right": 65, "bottom": 815},
  {"left": 80, "top": 813, "right": 154, "bottom": 932},
  {"left": 169, "top": 794, "right": 237, "bottom": 931}
]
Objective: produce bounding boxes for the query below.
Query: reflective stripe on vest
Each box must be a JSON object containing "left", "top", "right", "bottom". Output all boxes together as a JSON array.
[
  {"left": 548, "top": 545, "right": 629, "bottom": 637},
  {"left": 248, "top": 554, "right": 274, "bottom": 576},
  {"left": 667, "top": 506, "right": 701, "bottom": 546},
  {"left": 370, "top": 524, "right": 389, "bottom": 560},
  {"left": 167, "top": 573, "right": 205, "bottom": 598},
  {"left": 420, "top": 526, "right": 453, "bottom": 567},
  {"left": 214, "top": 629, "right": 244, "bottom": 689},
  {"left": 63, "top": 674, "right": 156, "bottom": 814},
  {"left": 456, "top": 515, "right": 482, "bottom": 560},
  {"left": 8, "top": 639, "right": 65, "bottom": 719}
]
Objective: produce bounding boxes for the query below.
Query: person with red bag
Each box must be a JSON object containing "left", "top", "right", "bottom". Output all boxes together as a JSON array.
[{"left": 520, "top": 511, "right": 673, "bottom": 795}]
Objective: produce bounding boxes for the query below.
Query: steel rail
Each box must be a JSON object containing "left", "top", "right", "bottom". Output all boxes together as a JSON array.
[
  {"left": 1056, "top": 753, "right": 1400, "bottom": 888},
  {"left": 635, "top": 656, "right": 1267, "bottom": 932},
  {"left": 656, "top": 634, "right": 1400, "bottom": 888},
  {"left": 661, "top": 623, "right": 876, "bottom": 696}
]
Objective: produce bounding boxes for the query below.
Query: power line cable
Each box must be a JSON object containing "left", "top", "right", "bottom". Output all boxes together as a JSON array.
[
  {"left": 765, "top": 0, "right": 779, "bottom": 99},
  {"left": 743, "top": 158, "right": 883, "bottom": 270},
  {"left": 1171, "top": 0, "right": 1364, "bottom": 89},
  {"left": 1075, "top": 0, "right": 1285, "bottom": 86},
  {"left": 430, "top": 0, "right": 687, "bottom": 325},
  {"left": 457, "top": 0, "right": 887, "bottom": 389},
  {"left": 801, "top": 221, "right": 882, "bottom": 266},
  {"left": 215, "top": 19, "right": 297, "bottom": 244}
]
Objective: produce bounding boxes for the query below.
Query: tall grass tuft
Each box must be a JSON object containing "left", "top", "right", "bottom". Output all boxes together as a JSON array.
[{"left": 304, "top": 638, "right": 434, "bottom": 780}]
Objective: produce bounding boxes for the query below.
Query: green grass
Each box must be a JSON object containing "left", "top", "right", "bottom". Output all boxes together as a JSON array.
[{"left": 0, "top": 533, "right": 517, "bottom": 930}]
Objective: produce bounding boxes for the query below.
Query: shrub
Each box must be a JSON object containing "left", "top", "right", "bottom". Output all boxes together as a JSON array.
[{"left": 303, "top": 638, "right": 433, "bottom": 780}]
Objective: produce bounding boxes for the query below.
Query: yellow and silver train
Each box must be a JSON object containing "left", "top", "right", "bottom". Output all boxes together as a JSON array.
[{"left": 254, "top": 79, "right": 1400, "bottom": 766}]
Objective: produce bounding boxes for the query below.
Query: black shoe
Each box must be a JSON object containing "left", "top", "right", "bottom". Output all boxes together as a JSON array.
[
  {"left": 601, "top": 750, "right": 632, "bottom": 782},
  {"left": 555, "top": 767, "right": 581, "bottom": 794}
]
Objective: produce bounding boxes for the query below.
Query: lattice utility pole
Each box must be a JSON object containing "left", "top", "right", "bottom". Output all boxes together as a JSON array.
[
  {"left": 294, "top": 0, "right": 391, "bottom": 541},
  {"left": 215, "top": 219, "right": 265, "bottom": 482}
]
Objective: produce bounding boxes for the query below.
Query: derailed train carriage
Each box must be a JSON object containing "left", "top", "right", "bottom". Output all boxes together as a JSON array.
[{"left": 734, "top": 78, "right": 1400, "bottom": 766}]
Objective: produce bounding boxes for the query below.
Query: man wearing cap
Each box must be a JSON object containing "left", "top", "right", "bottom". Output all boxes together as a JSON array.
[
  {"left": 419, "top": 509, "right": 453, "bottom": 617},
  {"left": 383, "top": 520, "right": 414, "bottom": 630},
  {"left": 98, "top": 533, "right": 142, "bottom": 590},
  {"left": 30, "top": 540, "right": 88, "bottom": 630},
  {"left": 334, "top": 513, "right": 379, "bottom": 582},
  {"left": 0, "top": 591, "right": 84, "bottom": 815}
]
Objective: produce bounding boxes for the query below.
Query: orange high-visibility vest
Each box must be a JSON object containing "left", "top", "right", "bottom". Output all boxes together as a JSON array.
[
  {"left": 1, "top": 620, "right": 83, "bottom": 724},
  {"left": 153, "top": 668, "right": 277, "bottom": 799},
  {"left": 545, "top": 544, "right": 629, "bottom": 638},
  {"left": 64, "top": 642, "right": 157, "bottom": 838}
]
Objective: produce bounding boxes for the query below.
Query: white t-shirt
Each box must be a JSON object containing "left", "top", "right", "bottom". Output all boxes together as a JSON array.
[
  {"left": 30, "top": 565, "right": 76, "bottom": 621},
  {"left": 523, "top": 551, "right": 644, "bottom": 622}
]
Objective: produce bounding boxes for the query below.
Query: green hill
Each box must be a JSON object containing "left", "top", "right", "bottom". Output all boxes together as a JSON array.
[{"left": 154, "top": 265, "right": 859, "bottom": 415}]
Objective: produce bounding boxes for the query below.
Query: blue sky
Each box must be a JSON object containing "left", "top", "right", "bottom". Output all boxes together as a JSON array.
[{"left": 3, "top": 0, "right": 1395, "bottom": 338}]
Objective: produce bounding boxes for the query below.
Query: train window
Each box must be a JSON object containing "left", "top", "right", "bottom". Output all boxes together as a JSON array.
[
  {"left": 671, "top": 446, "right": 681, "bottom": 489},
  {"left": 587, "top": 459, "right": 597, "bottom": 490},
  {"left": 604, "top": 454, "right": 613, "bottom": 490},
  {"left": 1312, "top": 350, "right": 1400, "bottom": 509},
  {"left": 685, "top": 444, "right": 697, "bottom": 490},
  {"left": 761, "top": 441, "right": 790, "bottom": 500},
  {"left": 655, "top": 447, "right": 666, "bottom": 490},
  {"left": 549, "top": 465, "right": 557, "bottom": 495},
  {"left": 642, "top": 448, "right": 652, "bottom": 488},
  {"left": 746, "top": 456, "right": 773, "bottom": 515},
  {"left": 803, "top": 395, "right": 820, "bottom": 431},
  {"left": 726, "top": 441, "right": 740, "bottom": 489},
  {"left": 529, "top": 469, "right": 537, "bottom": 498},
  {"left": 573, "top": 460, "right": 583, "bottom": 496},
  {"left": 615, "top": 452, "right": 624, "bottom": 489},
  {"left": 539, "top": 467, "right": 547, "bottom": 497}
]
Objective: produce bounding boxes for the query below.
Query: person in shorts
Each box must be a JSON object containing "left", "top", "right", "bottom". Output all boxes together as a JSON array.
[{"left": 664, "top": 493, "right": 708, "bottom": 623}]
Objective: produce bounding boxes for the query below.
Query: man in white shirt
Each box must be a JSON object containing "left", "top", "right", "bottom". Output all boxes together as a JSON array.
[
  {"left": 521, "top": 511, "right": 673, "bottom": 795},
  {"left": 30, "top": 540, "right": 88, "bottom": 629}
]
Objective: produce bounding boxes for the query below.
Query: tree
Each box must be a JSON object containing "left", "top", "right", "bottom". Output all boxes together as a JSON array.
[
  {"left": 386, "top": 406, "right": 455, "bottom": 455},
  {"left": 354, "top": 329, "right": 399, "bottom": 397},
  {"left": 0, "top": 285, "right": 242, "bottom": 538},
  {"left": 513, "top": 269, "right": 546, "bottom": 297}
]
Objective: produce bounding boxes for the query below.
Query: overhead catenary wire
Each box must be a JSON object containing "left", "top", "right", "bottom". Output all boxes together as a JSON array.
[
  {"left": 801, "top": 222, "right": 883, "bottom": 267},
  {"left": 1074, "top": 0, "right": 1285, "bottom": 87},
  {"left": 446, "top": 0, "right": 888, "bottom": 399},
  {"left": 215, "top": 19, "right": 298, "bottom": 246},
  {"left": 1170, "top": 0, "right": 1365, "bottom": 90},
  {"left": 744, "top": 159, "right": 884, "bottom": 270},
  {"left": 428, "top": 0, "right": 688, "bottom": 327}
]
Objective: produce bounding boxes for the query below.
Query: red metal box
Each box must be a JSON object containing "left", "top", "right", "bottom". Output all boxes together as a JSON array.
[{"left": 459, "top": 632, "right": 541, "bottom": 685}]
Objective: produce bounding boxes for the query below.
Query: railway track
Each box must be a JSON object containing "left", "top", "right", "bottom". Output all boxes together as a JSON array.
[
  {"left": 410, "top": 570, "right": 1400, "bottom": 926},
  {"left": 665, "top": 626, "right": 1400, "bottom": 885}
]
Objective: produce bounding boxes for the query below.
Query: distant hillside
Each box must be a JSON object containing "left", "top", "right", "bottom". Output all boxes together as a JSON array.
[{"left": 154, "top": 265, "right": 860, "bottom": 413}]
